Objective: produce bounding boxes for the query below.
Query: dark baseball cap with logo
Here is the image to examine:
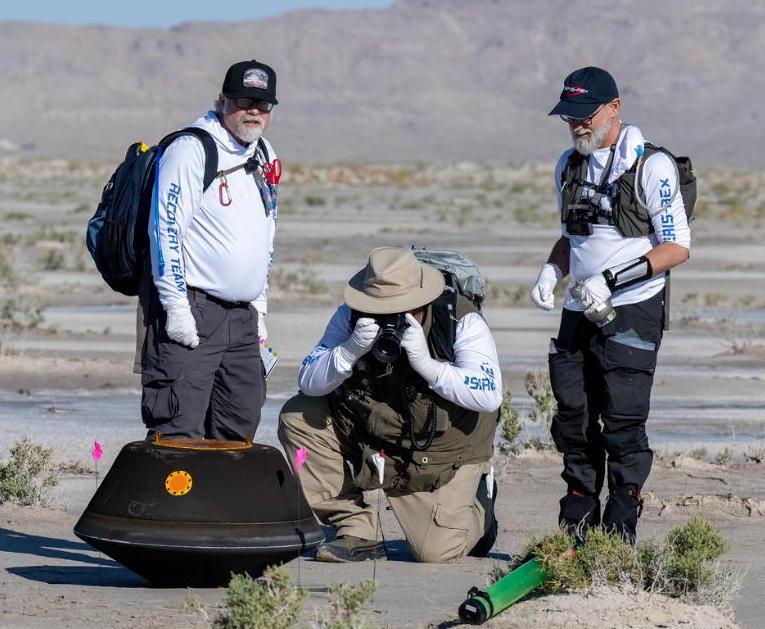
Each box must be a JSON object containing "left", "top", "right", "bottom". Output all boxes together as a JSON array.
[
  {"left": 548, "top": 66, "right": 618, "bottom": 119},
  {"left": 222, "top": 60, "right": 278, "bottom": 105}
]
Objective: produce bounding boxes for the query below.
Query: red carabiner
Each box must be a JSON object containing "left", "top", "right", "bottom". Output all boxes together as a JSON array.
[{"left": 263, "top": 158, "right": 282, "bottom": 185}]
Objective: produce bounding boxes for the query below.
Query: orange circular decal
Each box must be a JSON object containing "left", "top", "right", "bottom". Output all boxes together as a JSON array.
[{"left": 165, "top": 470, "right": 193, "bottom": 496}]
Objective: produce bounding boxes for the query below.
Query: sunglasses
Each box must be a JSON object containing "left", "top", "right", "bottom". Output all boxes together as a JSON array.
[
  {"left": 559, "top": 103, "right": 606, "bottom": 126},
  {"left": 233, "top": 98, "right": 275, "bottom": 113}
]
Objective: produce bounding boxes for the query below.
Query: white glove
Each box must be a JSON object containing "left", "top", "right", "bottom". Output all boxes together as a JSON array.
[
  {"left": 257, "top": 310, "right": 267, "bottom": 341},
  {"left": 401, "top": 313, "right": 444, "bottom": 385},
  {"left": 165, "top": 302, "right": 199, "bottom": 348},
  {"left": 336, "top": 317, "right": 379, "bottom": 366},
  {"left": 571, "top": 274, "right": 612, "bottom": 309},
  {"left": 531, "top": 263, "right": 562, "bottom": 310}
]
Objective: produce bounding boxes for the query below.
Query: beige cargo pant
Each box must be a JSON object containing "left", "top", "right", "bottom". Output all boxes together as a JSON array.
[{"left": 278, "top": 392, "right": 488, "bottom": 563}]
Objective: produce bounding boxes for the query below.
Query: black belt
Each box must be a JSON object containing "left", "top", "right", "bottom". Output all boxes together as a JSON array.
[{"left": 188, "top": 287, "right": 250, "bottom": 309}]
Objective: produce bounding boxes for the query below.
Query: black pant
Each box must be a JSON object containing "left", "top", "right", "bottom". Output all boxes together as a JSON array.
[
  {"left": 141, "top": 287, "right": 266, "bottom": 440},
  {"left": 548, "top": 290, "right": 664, "bottom": 501}
]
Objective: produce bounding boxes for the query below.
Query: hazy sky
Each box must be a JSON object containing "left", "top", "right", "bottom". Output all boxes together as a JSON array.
[{"left": 0, "top": 0, "right": 395, "bottom": 28}]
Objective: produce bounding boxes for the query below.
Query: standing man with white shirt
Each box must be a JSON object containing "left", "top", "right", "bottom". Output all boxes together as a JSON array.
[
  {"left": 531, "top": 67, "right": 691, "bottom": 543},
  {"left": 279, "top": 248, "right": 502, "bottom": 563},
  {"left": 142, "top": 60, "right": 279, "bottom": 441}
]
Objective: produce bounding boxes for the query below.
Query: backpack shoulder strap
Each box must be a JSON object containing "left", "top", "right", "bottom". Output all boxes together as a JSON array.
[
  {"left": 157, "top": 127, "right": 219, "bottom": 192},
  {"left": 631, "top": 142, "right": 670, "bottom": 207},
  {"left": 561, "top": 149, "right": 585, "bottom": 188},
  {"left": 257, "top": 137, "right": 271, "bottom": 164}
]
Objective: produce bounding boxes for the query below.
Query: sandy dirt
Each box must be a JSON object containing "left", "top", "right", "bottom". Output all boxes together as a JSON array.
[{"left": 1, "top": 161, "right": 763, "bottom": 628}]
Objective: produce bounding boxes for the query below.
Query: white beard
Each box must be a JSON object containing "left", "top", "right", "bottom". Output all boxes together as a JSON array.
[
  {"left": 572, "top": 124, "right": 610, "bottom": 156},
  {"left": 233, "top": 116, "right": 264, "bottom": 144}
]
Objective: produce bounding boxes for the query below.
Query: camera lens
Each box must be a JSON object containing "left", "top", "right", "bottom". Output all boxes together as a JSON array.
[
  {"left": 370, "top": 313, "right": 408, "bottom": 363},
  {"left": 372, "top": 333, "right": 402, "bottom": 363}
]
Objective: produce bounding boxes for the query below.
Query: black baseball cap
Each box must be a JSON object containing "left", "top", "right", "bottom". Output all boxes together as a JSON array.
[
  {"left": 548, "top": 66, "right": 618, "bottom": 118},
  {"left": 222, "top": 60, "right": 278, "bottom": 105}
]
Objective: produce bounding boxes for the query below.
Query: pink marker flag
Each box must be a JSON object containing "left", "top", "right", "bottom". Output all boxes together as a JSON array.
[
  {"left": 91, "top": 441, "right": 103, "bottom": 461},
  {"left": 294, "top": 447, "right": 307, "bottom": 473}
]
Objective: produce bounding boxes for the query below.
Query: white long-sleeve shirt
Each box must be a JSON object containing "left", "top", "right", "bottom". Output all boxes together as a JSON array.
[
  {"left": 148, "top": 111, "right": 277, "bottom": 313},
  {"left": 554, "top": 124, "right": 691, "bottom": 309},
  {"left": 299, "top": 305, "right": 503, "bottom": 413}
]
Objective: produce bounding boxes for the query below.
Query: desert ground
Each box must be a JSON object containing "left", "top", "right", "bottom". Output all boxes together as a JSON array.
[{"left": 0, "top": 158, "right": 763, "bottom": 628}]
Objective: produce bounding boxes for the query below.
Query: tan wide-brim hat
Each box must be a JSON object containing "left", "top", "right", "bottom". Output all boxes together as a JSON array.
[{"left": 343, "top": 247, "right": 445, "bottom": 314}]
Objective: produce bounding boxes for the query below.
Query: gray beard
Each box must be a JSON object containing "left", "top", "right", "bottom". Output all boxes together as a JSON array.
[
  {"left": 572, "top": 124, "right": 610, "bottom": 156},
  {"left": 233, "top": 118, "right": 264, "bottom": 144}
]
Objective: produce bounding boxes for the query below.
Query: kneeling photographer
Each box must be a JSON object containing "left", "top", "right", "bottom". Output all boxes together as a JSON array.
[{"left": 279, "top": 247, "right": 503, "bottom": 563}]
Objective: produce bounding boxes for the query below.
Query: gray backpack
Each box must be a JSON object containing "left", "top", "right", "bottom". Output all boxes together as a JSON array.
[{"left": 411, "top": 247, "right": 485, "bottom": 312}]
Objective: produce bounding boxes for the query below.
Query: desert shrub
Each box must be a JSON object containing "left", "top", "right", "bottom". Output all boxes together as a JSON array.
[
  {"left": 714, "top": 448, "right": 733, "bottom": 466},
  {"left": 639, "top": 517, "right": 730, "bottom": 602},
  {"left": 0, "top": 437, "right": 60, "bottom": 505},
  {"left": 524, "top": 369, "right": 555, "bottom": 449},
  {"left": 0, "top": 297, "right": 46, "bottom": 328},
  {"left": 0, "top": 253, "right": 18, "bottom": 289},
  {"left": 213, "top": 565, "right": 306, "bottom": 629},
  {"left": 314, "top": 580, "right": 377, "bottom": 629},
  {"left": 497, "top": 370, "right": 558, "bottom": 455},
  {"left": 498, "top": 389, "right": 521, "bottom": 455},
  {"left": 529, "top": 528, "right": 637, "bottom": 594},
  {"left": 4, "top": 211, "right": 33, "bottom": 221},
  {"left": 520, "top": 517, "right": 736, "bottom": 608},
  {"left": 270, "top": 267, "right": 328, "bottom": 295},
  {"left": 484, "top": 281, "right": 527, "bottom": 307},
  {"left": 39, "top": 249, "right": 66, "bottom": 271},
  {"left": 688, "top": 447, "right": 708, "bottom": 460},
  {"left": 304, "top": 194, "right": 327, "bottom": 206}
]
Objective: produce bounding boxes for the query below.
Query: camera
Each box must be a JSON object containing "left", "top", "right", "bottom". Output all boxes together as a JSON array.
[
  {"left": 565, "top": 216, "right": 594, "bottom": 236},
  {"left": 371, "top": 312, "right": 409, "bottom": 363}
]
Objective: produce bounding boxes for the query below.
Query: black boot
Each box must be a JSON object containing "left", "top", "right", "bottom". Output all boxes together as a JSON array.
[
  {"left": 602, "top": 487, "right": 643, "bottom": 545},
  {"left": 469, "top": 472, "right": 498, "bottom": 557},
  {"left": 559, "top": 490, "right": 601, "bottom": 546}
]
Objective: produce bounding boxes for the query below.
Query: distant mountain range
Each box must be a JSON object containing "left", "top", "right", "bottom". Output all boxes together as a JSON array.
[{"left": 1, "top": 0, "right": 762, "bottom": 166}]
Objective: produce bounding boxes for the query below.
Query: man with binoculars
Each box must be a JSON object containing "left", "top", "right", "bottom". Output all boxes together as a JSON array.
[{"left": 279, "top": 247, "right": 503, "bottom": 563}]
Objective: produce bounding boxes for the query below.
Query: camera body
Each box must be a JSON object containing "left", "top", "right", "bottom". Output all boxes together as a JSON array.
[
  {"left": 371, "top": 312, "right": 409, "bottom": 363},
  {"left": 565, "top": 215, "right": 594, "bottom": 236}
]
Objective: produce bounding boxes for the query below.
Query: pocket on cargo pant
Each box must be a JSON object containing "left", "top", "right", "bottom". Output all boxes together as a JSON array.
[
  {"left": 548, "top": 339, "right": 587, "bottom": 452},
  {"left": 602, "top": 337, "right": 657, "bottom": 420},
  {"left": 141, "top": 377, "right": 181, "bottom": 425}
]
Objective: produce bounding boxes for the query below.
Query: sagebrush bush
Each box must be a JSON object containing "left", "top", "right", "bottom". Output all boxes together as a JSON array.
[
  {"left": 529, "top": 528, "right": 637, "bottom": 593},
  {"left": 524, "top": 369, "right": 555, "bottom": 448},
  {"left": 498, "top": 389, "right": 521, "bottom": 455},
  {"left": 213, "top": 565, "right": 307, "bottom": 629},
  {"left": 314, "top": 580, "right": 377, "bottom": 629},
  {"left": 520, "top": 517, "right": 737, "bottom": 608},
  {"left": 0, "top": 437, "right": 59, "bottom": 505},
  {"left": 647, "top": 516, "right": 728, "bottom": 598}
]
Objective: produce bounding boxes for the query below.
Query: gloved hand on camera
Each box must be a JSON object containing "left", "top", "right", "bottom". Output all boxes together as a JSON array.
[
  {"left": 531, "top": 263, "right": 563, "bottom": 310},
  {"left": 571, "top": 274, "right": 612, "bottom": 310},
  {"left": 401, "top": 313, "right": 444, "bottom": 385},
  {"left": 336, "top": 317, "right": 379, "bottom": 367},
  {"left": 165, "top": 302, "right": 199, "bottom": 348}
]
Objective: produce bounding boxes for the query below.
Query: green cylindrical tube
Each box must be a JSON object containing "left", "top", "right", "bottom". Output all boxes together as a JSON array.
[{"left": 458, "top": 557, "right": 548, "bottom": 624}]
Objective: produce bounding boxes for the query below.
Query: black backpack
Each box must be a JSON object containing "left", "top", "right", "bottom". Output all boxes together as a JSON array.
[
  {"left": 86, "top": 128, "right": 218, "bottom": 296},
  {"left": 561, "top": 139, "right": 696, "bottom": 239}
]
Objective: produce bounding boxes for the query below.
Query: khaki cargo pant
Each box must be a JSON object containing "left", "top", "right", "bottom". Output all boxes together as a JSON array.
[{"left": 278, "top": 393, "right": 488, "bottom": 563}]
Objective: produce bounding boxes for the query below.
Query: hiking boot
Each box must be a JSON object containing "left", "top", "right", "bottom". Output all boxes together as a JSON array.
[
  {"left": 602, "top": 487, "right": 643, "bottom": 545},
  {"left": 314, "top": 535, "right": 386, "bottom": 563},
  {"left": 559, "top": 490, "right": 601, "bottom": 546},
  {"left": 468, "top": 471, "right": 498, "bottom": 557}
]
